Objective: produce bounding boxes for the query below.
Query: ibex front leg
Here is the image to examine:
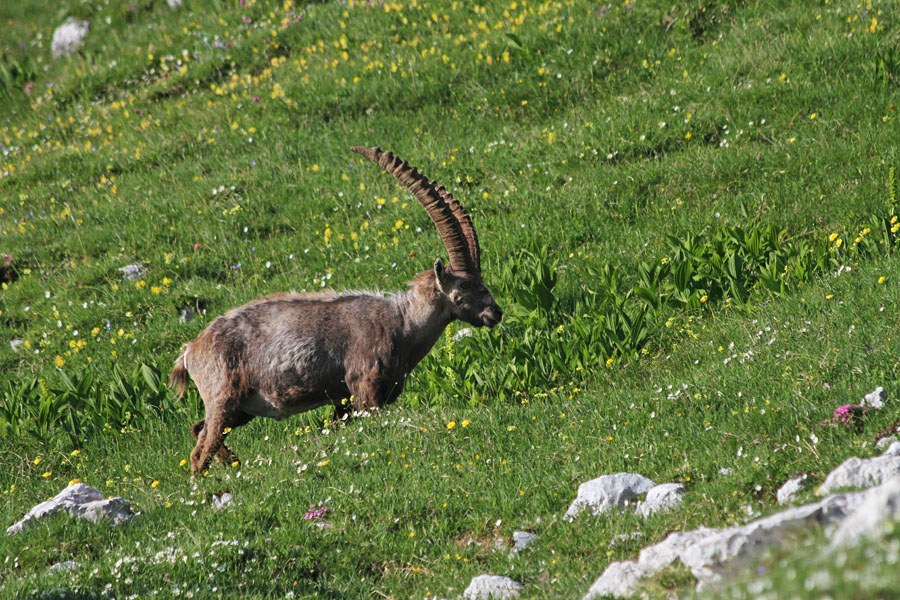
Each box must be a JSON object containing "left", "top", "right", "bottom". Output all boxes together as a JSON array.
[{"left": 347, "top": 368, "right": 388, "bottom": 414}]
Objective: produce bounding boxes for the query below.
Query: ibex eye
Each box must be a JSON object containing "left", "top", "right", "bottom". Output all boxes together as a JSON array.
[{"left": 460, "top": 281, "right": 472, "bottom": 290}]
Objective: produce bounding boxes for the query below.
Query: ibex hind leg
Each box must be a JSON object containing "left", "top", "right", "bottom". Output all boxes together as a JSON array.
[
  {"left": 190, "top": 409, "right": 230, "bottom": 475},
  {"left": 190, "top": 404, "right": 255, "bottom": 474},
  {"left": 190, "top": 412, "right": 254, "bottom": 466}
]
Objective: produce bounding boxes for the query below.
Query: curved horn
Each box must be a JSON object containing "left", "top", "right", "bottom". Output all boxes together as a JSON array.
[
  {"left": 351, "top": 146, "right": 477, "bottom": 273},
  {"left": 435, "top": 185, "right": 480, "bottom": 271}
]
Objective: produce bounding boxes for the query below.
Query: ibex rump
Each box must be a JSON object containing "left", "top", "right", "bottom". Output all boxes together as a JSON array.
[{"left": 169, "top": 147, "right": 502, "bottom": 474}]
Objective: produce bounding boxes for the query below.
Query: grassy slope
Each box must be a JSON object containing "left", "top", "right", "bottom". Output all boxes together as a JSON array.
[{"left": 1, "top": 0, "right": 900, "bottom": 598}]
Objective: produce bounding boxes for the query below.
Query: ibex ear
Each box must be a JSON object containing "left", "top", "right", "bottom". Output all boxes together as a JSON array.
[{"left": 433, "top": 258, "right": 449, "bottom": 293}]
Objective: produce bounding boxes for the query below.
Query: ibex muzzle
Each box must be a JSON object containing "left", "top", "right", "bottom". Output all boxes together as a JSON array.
[{"left": 169, "top": 146, "right": 501, "bottom": 474}]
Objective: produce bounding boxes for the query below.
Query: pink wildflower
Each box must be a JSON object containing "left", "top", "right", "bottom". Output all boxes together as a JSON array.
[
  {"left": 831, "top": 404, "right": 870, "bottom": 429},
  {"left": 303, "top": 505, "right": 329, "bottom": 520}
]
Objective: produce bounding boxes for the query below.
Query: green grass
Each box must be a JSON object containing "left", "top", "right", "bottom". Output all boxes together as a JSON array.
[{"left": 2, "top": 0, "right": 900, "bottom": 598}]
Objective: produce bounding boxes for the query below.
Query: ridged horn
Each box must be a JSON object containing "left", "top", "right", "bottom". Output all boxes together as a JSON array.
[
  {"left": 435, "top": 184, "right": 480, "bottom": 271},
  {"left": 351, "top": 146, "right": 478, "bottom": 273}
]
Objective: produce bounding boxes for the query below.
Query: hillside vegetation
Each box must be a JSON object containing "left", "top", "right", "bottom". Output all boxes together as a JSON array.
[{"left": 1, "top": 0, "right": 900, "bottom": 598}]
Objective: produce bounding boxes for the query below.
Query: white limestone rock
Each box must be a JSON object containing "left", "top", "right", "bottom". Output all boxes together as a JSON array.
[
  {"left": 583, "top": 528, "right": 718, "bottom": 599},
  {"left": 680, "top": 492, "right": 866, "bottom": 586},
  {"left": 583, "top": 560, "right": 646, "bottom": 599},
  {"left": 462, "top": 575, "right": 523, "bottom": 599},
  {"left": 584, "top": 491, "right": 869, "bottom": 597},
  {"left": 882, "top": 441, "right": 900, "bottom": 456},
  {"left": 819, "top": 445, "right": 900, "bottom": 494},
  {"left": 512, "top": 531, "right": 536, "bottom": 553},
  {"left": 862, "top": 387, "right": 886, "bottom": 409},
  {"left": 584, "top": 446, "right": 900, "bottom": 597},
  {"left": 877, "top": 436, "right": 899, "bottom": 451},
  {"left": 212, "top": 492, "right": 232, "bottom": 511},
  {"left": 166, "top": 0, "right": 184, "bottom": 8},
  {"left": 565, "top": 473, "right": 655, "bottom": 521},
  {"left": 7, "top": 483, "right": 133, "bottom": 535},
  {"left": 51, "top": 18, "right": 89, "bottom": 59},
  {"left": 118, "top": 263, "right": 146, "bottom": 281},
  {"left": 776, "top": 474, "right": 809, "bottom": 505},
  {"left": 830, "top": 476, "right": 900, "bottom": 547},
  {"left": 636, "top": 483, "right": 684, "bottom": 517}
]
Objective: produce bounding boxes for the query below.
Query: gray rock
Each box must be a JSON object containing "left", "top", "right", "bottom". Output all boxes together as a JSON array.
[
  {"left": 830, "top": 476, "right": 900, "bottom": 547},
  {"left": 883, "top": 441, "right": 900, "bottom": 456},
  {"left": 638, "top": 528, "right": 720, "bottom": 571},
  {"left": 819, "top": 446, "right": 900, "bottom": 494},
  {"left": 48, "top": 561, "right": 81, "bottom": 574},
  {"left": 584, "top": 528, "right": 718, "bottom": 599},
  {"left": 636, "top": 483, "right": 684, "bottom": 517},
  {"left": 584, "top": 491, "right": 870, "bottom": 597},
  {"left": 462, "top": 575, "right": 523, "bottom": 599},
  {"left": 51, "top": 18, "right": 89, "bottom": 58},
  {"left": 585, "top": 446, "right": 900, "bottom": 597},
  {"left": 876, "top": 436, "right": 899, "bottom": 451},
  {"left": 863, "top": 387, "right": 886, "bottom": 410},
  {"left": 564, "top": 473, "right": 656, "bottom": 521},
  {"left": 680, "top": 492, "right": 867, "bottom": 586},
  {"left": 212, "top": 492, "right": 232, "bottom": 511},
  {"left": 583, "top": 560, "right": 646, "bottom": 599},
  {"left": 118, "top": 263, "right": 146, "bottom": 282},
  {"left": 7, "top": 483, "right": 133, "bottom": 535},
  {"left": 777, "top": 474, "right": 809, "bottom": 505},
  {"left": 512, "top": 531, "right": 536, "bottom": 553},
  {"left": 166, "top": 0, "right": 184, "bottom": 8},
  {"left": 71, "top": 496, "right": 132, "bottom": 525}
]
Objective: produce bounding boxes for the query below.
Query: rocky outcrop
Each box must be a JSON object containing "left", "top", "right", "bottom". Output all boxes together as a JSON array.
[{"left": 7, "top": 483, "right": 133, "bottom": 535}]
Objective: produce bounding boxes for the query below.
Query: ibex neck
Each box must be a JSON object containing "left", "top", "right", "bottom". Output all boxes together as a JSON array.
[{"left": 394, "top": 270, "right": 453, "bottom": 361}]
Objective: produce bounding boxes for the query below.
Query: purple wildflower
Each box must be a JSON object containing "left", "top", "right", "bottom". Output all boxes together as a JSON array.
[
  {"left": 303, "top": 505, "right": 329, "bottom": 520},
  {"left": 831, "top": 404, "right": 870, "bottom": 429}
]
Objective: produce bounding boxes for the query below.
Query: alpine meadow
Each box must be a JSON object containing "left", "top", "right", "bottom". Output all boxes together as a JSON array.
[{"left": 2, "top": 0, "right": 900, "bottom": 599}]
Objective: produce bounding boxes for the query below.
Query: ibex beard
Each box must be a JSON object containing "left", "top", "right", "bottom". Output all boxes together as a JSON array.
[{"left": 169, "top": 146, "right": 502, "bottom": 475}]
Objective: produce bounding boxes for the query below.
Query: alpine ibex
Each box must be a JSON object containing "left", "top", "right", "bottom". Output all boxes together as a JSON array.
[{"left": 169, "top": 146, "right": 502, "bottom": 474}]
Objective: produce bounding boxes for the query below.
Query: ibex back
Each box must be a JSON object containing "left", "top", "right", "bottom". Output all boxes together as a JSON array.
[{"left": 169, "top": 146, "right": 502, "bottom": 474}]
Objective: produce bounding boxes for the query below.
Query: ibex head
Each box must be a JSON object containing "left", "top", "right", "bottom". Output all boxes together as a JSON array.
[{"left": 351, "top": 146, "right": 502, "bottom": 328}]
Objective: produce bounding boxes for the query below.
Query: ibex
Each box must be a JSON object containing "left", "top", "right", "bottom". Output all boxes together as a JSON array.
[{"left": 169, "top": 146, "right": 502, "bottom": 474}]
